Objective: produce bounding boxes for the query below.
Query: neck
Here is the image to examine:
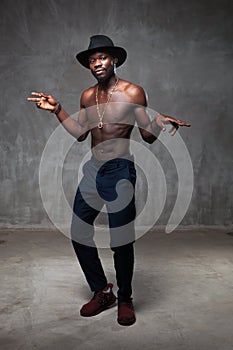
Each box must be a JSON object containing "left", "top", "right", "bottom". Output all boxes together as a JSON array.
[{"left": 97, "top": 74, "right": 117, "bottom": 91}]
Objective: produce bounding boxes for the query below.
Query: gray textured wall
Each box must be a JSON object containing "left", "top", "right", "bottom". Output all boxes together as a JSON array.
[{"left": 0, "top": 0, "right": 232, "bottom": 228}]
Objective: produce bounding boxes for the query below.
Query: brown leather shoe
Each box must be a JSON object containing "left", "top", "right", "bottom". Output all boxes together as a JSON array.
[
  {"left": 117, "top": 299, "right": 136, "bottom": 326},
  {"left": 80, "top": 283, "right": 116, "bottom": 317}
]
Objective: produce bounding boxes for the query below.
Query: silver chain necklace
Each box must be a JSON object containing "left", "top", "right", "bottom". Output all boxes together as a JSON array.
[{"left": 95, "top": 77, "right": 119, "bottom": 129}]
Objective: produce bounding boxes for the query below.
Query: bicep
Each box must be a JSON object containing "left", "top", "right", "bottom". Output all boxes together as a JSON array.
[
  {"left": 78, "top": 107, "right": 88, "bottom": 127},
  {"left": 134, "top": 106, "right": 156, "bottom": 143},
  {"left": 128, "top": 85, "right": 155, "bottom": 142},
  {"left": 132, "top": 86, "right": 151, "bottom": 129}
]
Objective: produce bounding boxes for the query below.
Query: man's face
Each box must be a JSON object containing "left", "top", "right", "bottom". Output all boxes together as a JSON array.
[{"left": 88, "top": 51, "right": 117, "bottom": 82}]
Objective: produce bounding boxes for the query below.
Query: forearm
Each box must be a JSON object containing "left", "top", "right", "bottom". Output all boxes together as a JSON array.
[
  {"left": 53, "top": 104, "right": 87, "bottom": 139},
  {"left": 140, "top": 117, "right": 162, "bottom": 144}
]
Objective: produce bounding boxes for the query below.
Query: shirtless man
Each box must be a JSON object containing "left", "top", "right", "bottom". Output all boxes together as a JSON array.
[{"left": 28, "top": 35, "right": 190, "bottom": 326}]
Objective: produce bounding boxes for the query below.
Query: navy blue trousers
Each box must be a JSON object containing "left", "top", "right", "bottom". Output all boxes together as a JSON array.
[{"left": 71, "top": 156, "right": 136, "bottom": 301}]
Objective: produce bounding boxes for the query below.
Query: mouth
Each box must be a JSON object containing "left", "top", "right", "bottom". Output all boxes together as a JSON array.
[{"left": 95, "top": 69, "right": 106, "bottom": 75}]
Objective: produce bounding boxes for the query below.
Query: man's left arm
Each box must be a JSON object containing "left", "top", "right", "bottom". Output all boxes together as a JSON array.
[{"left": 133, "top": 86, "right": 191, "bottom": 142}]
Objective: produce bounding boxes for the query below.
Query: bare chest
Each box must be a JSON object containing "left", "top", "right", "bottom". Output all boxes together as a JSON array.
[{"left": 85, "top": 92, "right": 136, "bottom": 128}]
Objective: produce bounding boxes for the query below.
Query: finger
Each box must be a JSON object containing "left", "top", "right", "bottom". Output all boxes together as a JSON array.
[
  {"left": 39, "top": 92, "right": 49, "bottom": 98},
  {"left": 31, "top": 92, "right": 41, "bottom": 96},
  {"left": 170, "top": 121, "right": 178, "bottom": 129},
  {"left": 168, "top": 118, "right": 191, "bottom": 127},
  {"left": 175, "top": 119, "right": 189, "bottom": 126},
  {"left": 176, "top": 121, "right": 191, "bottom": 127},
  {"left": 161, "top": 122, "right": 166, "bottom": 132},
  {"left": 27, "top": 97, "right": 41, "bottom": 102},
  {"left": 31, "top": 92, "right": 49, "bottom": 98},
  {"left": 169, "top": 125, "right": 179, "bottom": 136}
]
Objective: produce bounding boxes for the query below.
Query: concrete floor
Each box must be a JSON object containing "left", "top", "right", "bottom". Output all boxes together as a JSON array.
[{"left": 0, "top": 228, "right": 233, "bottom": 350}]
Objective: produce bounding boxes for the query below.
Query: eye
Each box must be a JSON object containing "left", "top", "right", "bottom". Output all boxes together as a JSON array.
[
  {"left": 89, "top": 59, "right": 95, "bottom": 64},
  {"left": 100, "top": 56, "right": 106, "bottom": 61}
]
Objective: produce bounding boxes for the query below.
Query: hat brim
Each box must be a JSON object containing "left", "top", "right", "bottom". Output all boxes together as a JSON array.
[{"left": 76, "top": 46, "right": 127, "bottom": 69}]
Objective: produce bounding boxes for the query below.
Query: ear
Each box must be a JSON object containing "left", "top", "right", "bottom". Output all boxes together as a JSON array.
[{"left": 113, "top": 57, "right": 118, "bottom": 65}]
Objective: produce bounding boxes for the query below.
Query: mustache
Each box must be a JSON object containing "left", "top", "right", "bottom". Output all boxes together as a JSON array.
[{"left": 94, "top": 68, "right": 107, "bottom": 72}]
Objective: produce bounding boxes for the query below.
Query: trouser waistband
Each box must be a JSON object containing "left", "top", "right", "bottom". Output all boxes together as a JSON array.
[{"left": 90, "top": 154, "right": 134, "bottom": 166}]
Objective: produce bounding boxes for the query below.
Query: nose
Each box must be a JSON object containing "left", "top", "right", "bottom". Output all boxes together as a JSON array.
[{"left": 94, "top": 59, "right": 102, "bottom": 68}]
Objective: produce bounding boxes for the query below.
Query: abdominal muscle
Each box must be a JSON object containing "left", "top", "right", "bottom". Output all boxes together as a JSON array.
[{"left": 91, "top": 123, "right": 133, "bottom": 160}]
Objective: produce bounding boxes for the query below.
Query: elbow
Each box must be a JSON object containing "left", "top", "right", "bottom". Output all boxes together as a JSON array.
[
  {"left": 140, "top": 128, "right": 157, "bottom": 144},
  {"left": 77, "top": 136, "right": 89, "bottom": 142},
  {"left": 77, "top": 131, "right": 89, "bottom": 142}
]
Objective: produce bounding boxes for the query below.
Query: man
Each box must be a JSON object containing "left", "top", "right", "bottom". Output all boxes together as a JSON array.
[{"left": 28, "top": 35, "right": 190, "bottom": 326}]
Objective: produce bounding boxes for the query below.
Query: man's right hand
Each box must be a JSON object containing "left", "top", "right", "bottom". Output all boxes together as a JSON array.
[
  {"left": 27, "top": 91, "right": 88, "bottom": 140},
  {"left": 27, "top": 92, "right": 59, "bottom": 112}
]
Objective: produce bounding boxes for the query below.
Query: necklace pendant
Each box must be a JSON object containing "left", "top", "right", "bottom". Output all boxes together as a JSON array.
[{"left": 98, "top": 121, "right": 103, "bottom": 129}]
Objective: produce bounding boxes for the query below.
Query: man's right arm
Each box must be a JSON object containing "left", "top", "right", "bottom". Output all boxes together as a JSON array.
[{"left": 27, "top": 92, "right": 89, "bottom": 139}]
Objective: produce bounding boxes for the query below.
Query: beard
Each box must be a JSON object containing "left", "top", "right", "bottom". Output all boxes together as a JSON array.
[{"left": 91, "top": 65, "right": 115, "bottom": 83}]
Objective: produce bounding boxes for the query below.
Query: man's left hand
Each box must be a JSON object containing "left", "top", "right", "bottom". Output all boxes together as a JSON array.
[{"left": 155, "top": 113, "right": 191, "bottom": 136}]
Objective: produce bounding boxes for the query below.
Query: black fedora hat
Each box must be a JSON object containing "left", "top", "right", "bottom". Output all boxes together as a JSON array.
[{"left": 76, "top": 35, "right": 127, "bottom": 69}]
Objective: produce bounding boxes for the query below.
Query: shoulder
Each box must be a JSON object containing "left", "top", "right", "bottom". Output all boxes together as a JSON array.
[{"left": 119, "top": 79, "right": 147, "bottom": 106}]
